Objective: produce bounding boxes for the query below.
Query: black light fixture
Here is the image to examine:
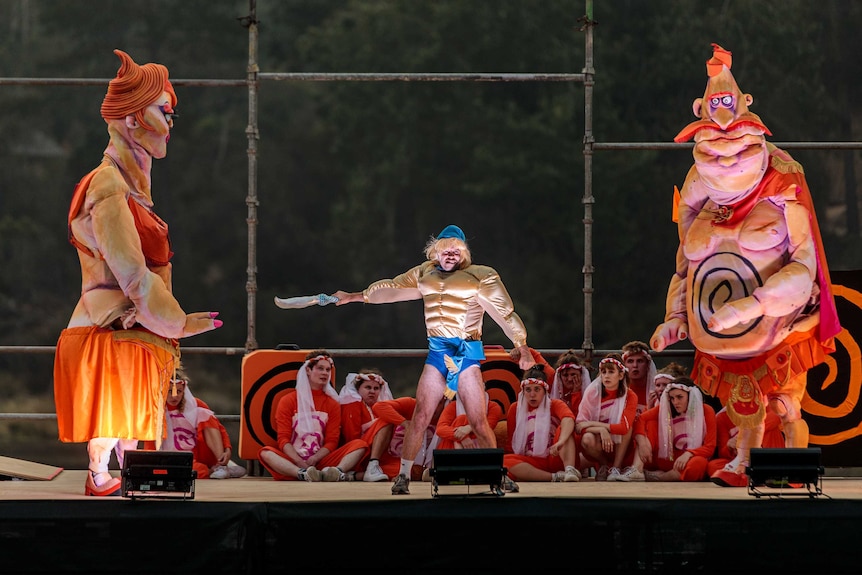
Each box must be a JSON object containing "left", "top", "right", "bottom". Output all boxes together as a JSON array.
[
  {"left": 121, "top": 450, "right": 197, "bottom": 500},
  {"left": 430, "top": 448, "right": 506, "bottom": 497},
  {"left": 746, "top": 447, "right": 825, "bottom": 499}
]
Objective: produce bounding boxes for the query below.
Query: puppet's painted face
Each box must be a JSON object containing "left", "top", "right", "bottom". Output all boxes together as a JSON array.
[
  {"left": 690, "top": 112, "right": 768, "bottom": 200},
  {"left": 686, "top": 57, "right": 771, "bottom": 201},
  {"left": 133, "top": 91, "right": 174, "bottom": 159}
]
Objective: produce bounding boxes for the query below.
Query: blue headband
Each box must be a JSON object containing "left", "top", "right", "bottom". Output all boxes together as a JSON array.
[{"left": 437, "top": 225, "right": 465, "bottom": 241}]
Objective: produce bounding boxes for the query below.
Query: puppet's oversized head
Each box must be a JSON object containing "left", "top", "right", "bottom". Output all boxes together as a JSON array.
[
  {"left": 675, "top": 44, "right": 773, "bottom": 204},
  {"left": 100, "top": 49, "right": 177, "bottom": 159}
]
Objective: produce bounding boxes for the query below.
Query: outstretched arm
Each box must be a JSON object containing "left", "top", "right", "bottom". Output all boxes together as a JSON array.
[
  {"left": 332, "top": 290, "right": 363, "bottom": 305},
  {"left": 333, "top": 264, "right": 425, "bottom": 306}
]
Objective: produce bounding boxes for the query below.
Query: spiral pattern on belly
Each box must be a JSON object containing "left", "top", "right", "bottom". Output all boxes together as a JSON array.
[{"left": 692, "top": 251, "right": 763, "bottom": 338}]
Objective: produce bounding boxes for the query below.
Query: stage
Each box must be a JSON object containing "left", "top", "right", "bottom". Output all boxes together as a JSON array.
[{"left": 1, "top": 470, "right": 861, "bottom": 574}]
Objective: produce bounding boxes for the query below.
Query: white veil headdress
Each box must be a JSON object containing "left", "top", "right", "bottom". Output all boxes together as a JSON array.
[
  {"left": 163, "top": 384, "right": 213, "bottom": 452},
  {"left": 577, "top": 357, "right": 627, "bottom": 443},
  {"left": 511, "top": 378, "right": 551, "bottom": 457},
  {"left": 657, "top": 382, "right": 706, "bottom": 460},
  {"left": 338, "top": 372, "right": 394, "bottom": 405},
  {"left": 623, "top": 349, "right": 657, "bottom": 405},
  {"left": 293, "top": 356, "right": 339, "bottom": 457},
  {"left": 550, "top": 362, "right": 591, "bottom": 401}
]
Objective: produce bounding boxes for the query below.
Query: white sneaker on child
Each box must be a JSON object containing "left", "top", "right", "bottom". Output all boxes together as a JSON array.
[
  {"left": 606, "top": 467, "right": 622, "bottom": 481},
  {"left": 321, "top": 466, "right": 343, "bottom": 482},
  {"left": 564, "top": 466, "right": 581, "bottom": 482},
  {"left": 209, "top": 465, "right": 229, "bottom": 480},
  {"left": 227, "top": 461, "right": 248, "bottom": 478},
  {"left": 363, "top": 460, "right": 389, "bottom": 482},
  {"left": 617, "top": 466, "right": 645, "bottom": 482},
  {"left": 298, "top": 466, "right": 321, "bottom": 482}
]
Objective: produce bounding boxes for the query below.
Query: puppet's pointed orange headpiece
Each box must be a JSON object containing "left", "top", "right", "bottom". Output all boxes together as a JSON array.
[
  {"left": 706, "top": 43, "right": 732, "bottom": 77},
  {"left": 100, "top": 49, "right": 176, "bottom": 120}
]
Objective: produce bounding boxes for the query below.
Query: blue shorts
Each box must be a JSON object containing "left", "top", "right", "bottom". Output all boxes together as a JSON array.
[{"left": 425, "top": 337, "right": 485, "bottom": 394}]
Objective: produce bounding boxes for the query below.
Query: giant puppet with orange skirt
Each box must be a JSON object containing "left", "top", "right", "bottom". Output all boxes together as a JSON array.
[
  {"left": 650, "top": 44, "right": 841, "bottom": 487},
  {"left": 53, "top": 50, "right": 223, "bottom": 496}
]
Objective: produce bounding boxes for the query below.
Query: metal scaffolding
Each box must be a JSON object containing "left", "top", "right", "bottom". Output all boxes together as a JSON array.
[{"left": 2, "top": 0, "right": 860, "bottom": 425}]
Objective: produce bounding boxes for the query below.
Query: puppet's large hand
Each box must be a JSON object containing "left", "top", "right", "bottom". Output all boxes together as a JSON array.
[
  {"left": 182, "top": 311, "right": 223, "bottom": 337},
  {"left": 707, "top": 295, "right": 764, "bottom": 332},
  {"left": 650, "top": 318, "right": 688, "bottom": 352}
]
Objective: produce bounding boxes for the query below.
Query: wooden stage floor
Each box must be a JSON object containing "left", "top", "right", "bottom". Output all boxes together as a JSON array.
[
  {"left": 3, "top": 468, "right": 862, "bottom": 502},
  {"left": 2, "top": 470, "right": 861, "bottom": 574}
]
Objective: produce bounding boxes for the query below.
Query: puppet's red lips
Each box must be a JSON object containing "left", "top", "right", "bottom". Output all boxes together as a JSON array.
[{"left": 695, "top": 132, "right": 764, "bottom": 158}]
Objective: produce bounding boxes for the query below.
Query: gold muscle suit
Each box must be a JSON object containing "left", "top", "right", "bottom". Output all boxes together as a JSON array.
[{"left": 362, "top": 261, "right": 527, "bottom": 348}]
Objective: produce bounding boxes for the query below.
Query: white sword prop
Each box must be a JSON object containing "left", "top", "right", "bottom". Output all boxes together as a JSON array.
[{"left": 274, "top": 293, "right": 340, "bottom": 310}]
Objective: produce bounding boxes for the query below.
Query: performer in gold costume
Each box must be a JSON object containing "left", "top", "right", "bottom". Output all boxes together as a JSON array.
[
  {"left": 333, "top": 224, "right": 535, "bottom": 494},
  {"left": 54, "top": 50, "right": 222, "bottom": 496},
  {"left": 650, "top": 44, "right": 840, "bottom": 487}
]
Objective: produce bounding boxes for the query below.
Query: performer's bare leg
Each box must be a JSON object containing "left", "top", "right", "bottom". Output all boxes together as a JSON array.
[
  {"left": 455, "top": 365, "right": 497, "bottom": 448},
  {"left": 400, "top": 364, "right": 448, "bottom": 463}
]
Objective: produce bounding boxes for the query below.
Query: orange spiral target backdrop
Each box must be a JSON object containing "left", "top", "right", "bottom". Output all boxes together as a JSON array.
[
  {"left": 804, "top": 270, "right": 862, "bottom": 466},
  {"left": 479, "top": 346, "right": 523, "bottom": 416},
  {"left": 238, "top": 346, "right": 524, "bottom": 460},
  {"left": 239, "top": 349, "right": 315, "bottom": 459}
]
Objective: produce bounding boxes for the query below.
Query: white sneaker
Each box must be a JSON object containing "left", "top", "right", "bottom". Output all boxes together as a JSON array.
[
  {"left": 299, "top": 466, "right": 321, "bottom": 482},
  {"left": 553, "top": 468, "right": 580, "bottom": 482},
  {"left": 617, "top": 466, "right": 645, "bottom": 482},
  {"left": 227, "top": 461, "right": 248, "bottom": 478},
  {"left": 502, "top": 475, "right": 519, "bottom": 493},
  {"left": 606, "top": 467, "right": 622, "bottom": 481},
  {"left": 363, "top": 460, "right": 389, "bottom": 482},
  {"left": 209, "top": 465, "right": 229, "bottom": 480},
  {"left": 321, "top": 466, "right": 343, "bottom": 482},
  {"left": 564, "top": 466, "right": 582, "bottom": 482}
]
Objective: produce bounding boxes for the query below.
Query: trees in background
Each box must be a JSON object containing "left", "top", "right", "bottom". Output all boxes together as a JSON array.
[{"left": 1, "top": 0, "right": 860, "bottom": 402}]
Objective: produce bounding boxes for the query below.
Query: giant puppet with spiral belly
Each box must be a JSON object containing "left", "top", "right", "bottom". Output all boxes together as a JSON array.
[{"left": 649, "top": 44, "right": 841, "bottom": 487}]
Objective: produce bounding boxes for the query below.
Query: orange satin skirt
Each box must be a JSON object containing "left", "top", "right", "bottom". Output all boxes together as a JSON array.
[{"left": 53, "top": 326, "right": 179, "bottom": 443}]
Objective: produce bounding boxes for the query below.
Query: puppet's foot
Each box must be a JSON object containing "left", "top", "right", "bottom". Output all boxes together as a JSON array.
[
  {"left": 84, "top": 471, "right": 121, "bottom": 496},
  {"left": 710, "top": 466, "right": 748, "bottom": 488}
]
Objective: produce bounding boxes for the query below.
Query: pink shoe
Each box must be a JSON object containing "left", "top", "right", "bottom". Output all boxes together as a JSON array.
[
  {"left": 710, "top": 468, "right": 748, "bottom": 487},
  {"left": 84, "top": 472, "right": 121, "bottom": 496}
]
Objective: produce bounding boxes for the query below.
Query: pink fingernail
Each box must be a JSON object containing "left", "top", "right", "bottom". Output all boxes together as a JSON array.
[
  {"left": 210, "top": 312, "right": 219, "bottom": 319},
  {"left": 213, "top": 320, "right": 223, "bottom": 328}
]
